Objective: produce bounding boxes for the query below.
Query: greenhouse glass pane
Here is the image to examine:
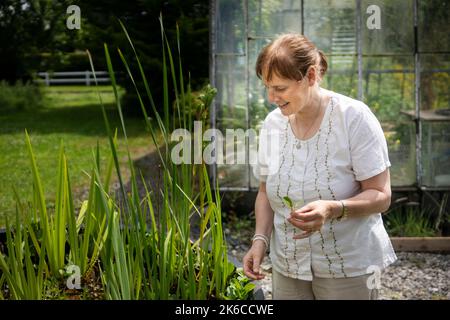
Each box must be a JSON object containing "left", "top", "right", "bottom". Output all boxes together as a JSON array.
[
  {"left": 216, "top": 117, "right": 250, "bottom": 188},
  {"left": 362, "top": 56, "right": 415, "bottom": 121},
  {"left": 248, "top": 38, "right": 276, "bottom": 129},
  {"left": 361, "top": 0, "right": 414, "bottom": 54},
  {"left": 321, "top": 55, "right": 358, "bottom": 99},
  {"left": 420, "top": 54, "right": 450, "bottom": 111},
  {"left": 362, "top": 56, "right": 416, "bottom": 186},
  {"left": 387, "top": 119, "right": 417, "bottom": 187},
  {"left": 215, "top": 54, "right": 249, "bottom": 188},
  {"left": 420, "top": 54, "right": 450, "bottom": 187},
  {"left": 418, "top": 0, "right": 450, "bottom": 52},
  {"left": 304, "top": 0, "right": 356, "bottom": 55},
  {"left": 215, "top": 0, "right": 245, "bottom": 54},
  {"left": 215, "top": 55, "right": 247, "bottom": 129},
  {"left": 248, "top": 0, "right": 302, "bottom": 37},
  {"left": 248, "top": 38, "right": 279, "bottom": 188},
  {"left": 216, "top": 117, "right": 250, "bottom": 189},
  {"left": 217, "top": 163, "right": 249, "bottom": 188},
  {"left": 421, "top": 122, "right": 450, "bottom": 187}
]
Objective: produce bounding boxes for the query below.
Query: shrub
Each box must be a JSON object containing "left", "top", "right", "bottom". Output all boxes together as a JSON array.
[{"left": 0, "top": 81, "right": 43, "bottom": 112}]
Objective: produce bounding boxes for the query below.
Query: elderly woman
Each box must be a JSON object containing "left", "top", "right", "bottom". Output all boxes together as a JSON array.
[{"left": 243, "top": 34, "right": 397, "bottom": 300}]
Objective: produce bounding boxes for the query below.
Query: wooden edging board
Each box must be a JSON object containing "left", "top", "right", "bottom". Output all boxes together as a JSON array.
[{"left": 390, "top": 237, "right": 450, "bottom": 252}]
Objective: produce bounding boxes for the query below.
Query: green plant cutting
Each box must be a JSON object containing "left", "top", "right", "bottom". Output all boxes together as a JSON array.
[{"left": 283, "top": 196, "right": 304, "bottom": 212}]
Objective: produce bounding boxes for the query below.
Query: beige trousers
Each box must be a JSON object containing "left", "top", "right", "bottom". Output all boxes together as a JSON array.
[{"left": 272, "top": 269, "right": 379, "bottom": 300}]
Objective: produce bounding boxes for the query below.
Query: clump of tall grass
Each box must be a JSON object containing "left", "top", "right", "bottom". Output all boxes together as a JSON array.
[{"left": 384, "top": 206, "right": 437, "bottom": 237}]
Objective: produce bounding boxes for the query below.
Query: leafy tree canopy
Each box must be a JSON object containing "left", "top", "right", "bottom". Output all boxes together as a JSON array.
[{"left": 0, "top": 0, "right": 210, "bottom": 115}]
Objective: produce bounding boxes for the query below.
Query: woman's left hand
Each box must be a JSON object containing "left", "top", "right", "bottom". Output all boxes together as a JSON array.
[{"left": 287, "top": 200, "right": 333, "bottom": 239}]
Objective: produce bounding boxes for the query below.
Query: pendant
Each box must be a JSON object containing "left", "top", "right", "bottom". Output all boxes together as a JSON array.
[{"left": 296, "top": 140, "right": 301, "bottom": 149}]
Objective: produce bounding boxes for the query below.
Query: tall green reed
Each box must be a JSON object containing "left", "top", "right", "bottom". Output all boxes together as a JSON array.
[
  {"left": 0, "top": 210, "right": 46, "bottom": 299},
  {"left": 92, "top": 16, "right": 238, "bottom": 299}
]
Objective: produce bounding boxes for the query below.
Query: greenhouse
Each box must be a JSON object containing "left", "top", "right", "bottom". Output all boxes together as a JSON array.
[{"left": 210, "top": 0, "right": 449, "bottom": 191}]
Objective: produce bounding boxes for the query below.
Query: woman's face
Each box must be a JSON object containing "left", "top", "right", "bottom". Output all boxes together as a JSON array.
[{"left": 263, "top": 73, "right": 310, "bottom": 116}]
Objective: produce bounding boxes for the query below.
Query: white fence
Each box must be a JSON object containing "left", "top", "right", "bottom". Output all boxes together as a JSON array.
[{"left": 35, "top": 71, "right": 110, "bottom": 86}]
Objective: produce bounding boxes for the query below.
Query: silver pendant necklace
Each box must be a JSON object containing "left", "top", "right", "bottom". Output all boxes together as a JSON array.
[{"left": 293, "top": 93, "right": 323, "bottom": 150}]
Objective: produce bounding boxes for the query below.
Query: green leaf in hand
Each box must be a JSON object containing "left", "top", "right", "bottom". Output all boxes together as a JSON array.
[
  {"left": 283, "top": 196, "right": 294, "bottom": 210},
  {"left": 283, "top": 196, "right": 304, "bottom": 211}
]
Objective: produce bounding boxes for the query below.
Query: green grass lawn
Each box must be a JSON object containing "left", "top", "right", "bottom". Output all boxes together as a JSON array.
[{"left": 0, "top": 85, "right": 156, "bottom": 226}]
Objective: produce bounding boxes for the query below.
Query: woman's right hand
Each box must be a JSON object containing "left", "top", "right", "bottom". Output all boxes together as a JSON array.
[{"left": 243, "top": 240, "right": 267, "bottom": 280}]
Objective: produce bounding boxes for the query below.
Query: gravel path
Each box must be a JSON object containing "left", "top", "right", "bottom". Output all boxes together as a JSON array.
[{"left": 224, "top": 226, "right": 449, "bottom": 300}]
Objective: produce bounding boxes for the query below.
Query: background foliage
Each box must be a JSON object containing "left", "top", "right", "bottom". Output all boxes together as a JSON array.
[{"left": 0, "top": 0, "right": 209, "bottom": 116}]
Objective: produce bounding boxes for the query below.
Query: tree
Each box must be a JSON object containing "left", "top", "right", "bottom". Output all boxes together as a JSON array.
[{"left": 0, "top": 0, "right": 76, "bottom": 83}]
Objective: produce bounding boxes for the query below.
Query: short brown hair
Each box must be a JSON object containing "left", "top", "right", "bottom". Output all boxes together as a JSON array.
[{"left": 255, "top": 34, "right": 328, "bottom": 82}]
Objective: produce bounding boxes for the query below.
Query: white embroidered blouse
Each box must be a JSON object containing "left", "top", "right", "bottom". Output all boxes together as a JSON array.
[{"left": 254, "top": 89, "right": 397, "bottom": 280}]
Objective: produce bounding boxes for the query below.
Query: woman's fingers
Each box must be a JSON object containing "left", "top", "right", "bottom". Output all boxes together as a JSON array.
[
  {"left": 287, "top": 199, "right": 328, "bottom": 237},
  {"left": 291, "top": 200, "right": 328, "bottom": 221},
  {"left": 287, "top": 216, "right": 317, "bottom": 230},
  {"left": 294, "top": 204, "right": 313, "bottom": 213},
  {"left": 243, "top": 260, "right": 256, "bottom": 279},
  {"left": 290, "top": 210, "right": 318, "bottom": 221},
  {"left": 244, "top": 263, "right": 265, "bottom": 280},
  {"left": 293, "top": 230, "right": 315, "bottom": 239},
  {"left": 243, "top": 252, "right": 266, "bottom": 280}
]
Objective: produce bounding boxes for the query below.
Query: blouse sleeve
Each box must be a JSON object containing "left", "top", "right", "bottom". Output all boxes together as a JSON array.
[{"left": 348, "top": 105, "right": 391, "bottom": 181}]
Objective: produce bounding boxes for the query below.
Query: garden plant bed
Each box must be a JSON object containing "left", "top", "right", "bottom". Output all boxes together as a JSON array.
[{"left": 0, "top": 22, "right": 258, "bottom": 301}]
